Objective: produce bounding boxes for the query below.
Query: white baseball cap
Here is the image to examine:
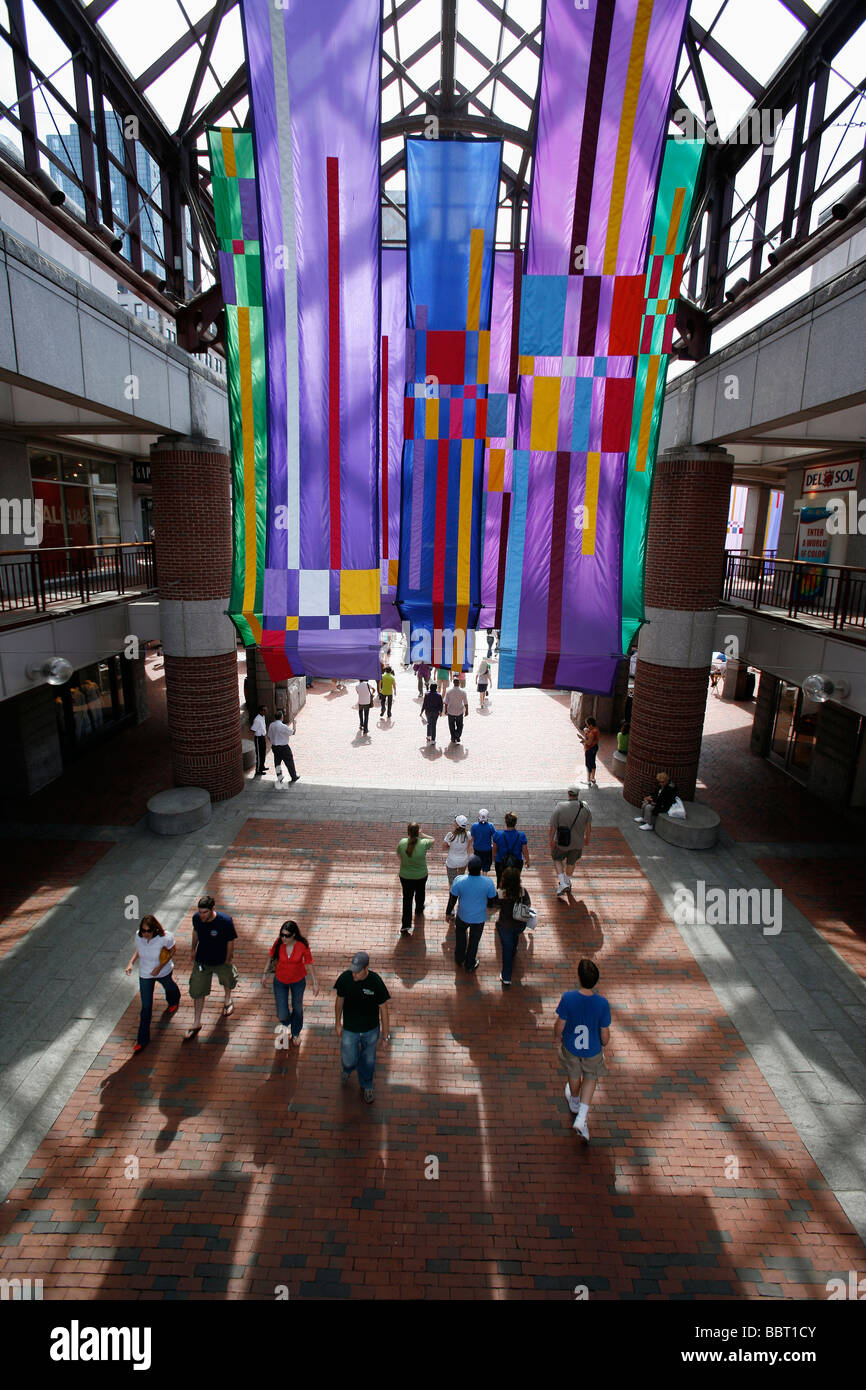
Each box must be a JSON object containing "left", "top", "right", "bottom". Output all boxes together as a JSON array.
[{"left": 455, "top": 814, "right": 468, "bottom": 828}]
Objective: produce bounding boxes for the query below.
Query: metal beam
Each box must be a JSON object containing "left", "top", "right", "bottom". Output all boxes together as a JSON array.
[
  {"left": 455, "top": 26, "right": 542, "bottom": 118},
  {"left": 475, "top": 0, "right": 543, "bottom": 58},
  {"left": 137, "top": 4, "right": 237, "bottom": 93},
  {"left": 177, "top": 0, "right": 229, "bottom": 138},
  {"left": 183, "top": 64, "right": 247, "bottom": 145},
  {"left": 689, "top": 21, "right": 763, "bottom": 100},
  {"left": 440, "top": 0, "right": 456, "bottom": 112},
  {"left": 455, "top": 31, "right": 534, "bottom": 113}
]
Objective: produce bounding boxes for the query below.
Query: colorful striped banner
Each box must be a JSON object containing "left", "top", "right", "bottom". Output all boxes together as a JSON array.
[
  {"left": 497, "top": 0, "right": 689, "bottom": 693},
  {"left": 622, "top": 136, "right": 703, "bottom": 653},
  {"left": 207, "top": 127, "right": 268, "bottom": 649},
  {"left": 380, "top": 248, "right": 406, "bottom": 628},
  {"left": 396, "top": 139, "right": 501, "bottom": 669},
  {"left": 240, "top": 0, "right": 381, "bottom": 679}
]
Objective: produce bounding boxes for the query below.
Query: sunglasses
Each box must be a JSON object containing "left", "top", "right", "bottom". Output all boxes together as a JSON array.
[{"left": 141, "top": 928, "right": 155, "bottom": 934}]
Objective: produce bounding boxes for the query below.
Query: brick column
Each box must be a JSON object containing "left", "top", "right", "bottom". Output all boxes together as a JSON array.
[
  {"left": 623, "top": 448, "right": 734, "bottom": 805},
  {"left": 150, "top": 435, "right": 243, "bottom": 801}
]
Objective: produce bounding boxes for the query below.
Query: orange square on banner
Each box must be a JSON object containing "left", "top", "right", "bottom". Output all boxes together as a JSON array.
[
  {"left": 388, "top": 558, "right": 399, "bottom": 586},
  {"left": 530, "top": 377, "right": 561, "bottom": 452},
  {"left": 488, "top": 449, "right": 505, "bottom": 492}
]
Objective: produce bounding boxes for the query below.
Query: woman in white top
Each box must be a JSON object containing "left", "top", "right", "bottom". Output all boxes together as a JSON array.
[
  {"left": 355, "top": 679, "right": 374, "bottom": 735},
  {"left": 125, "top": 914, "right": 181, "bottom": 1053},
  {"left": 443, "top": 814, "right": 472, "bottom": 918},
  {"left": 476, "top": 658, "right": 491, "bottom": 707}
]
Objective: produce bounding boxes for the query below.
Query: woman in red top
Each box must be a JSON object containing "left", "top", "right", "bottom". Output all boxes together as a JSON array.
[{"left": 261, "top": 920, "right": 318, "bottom": 1046}]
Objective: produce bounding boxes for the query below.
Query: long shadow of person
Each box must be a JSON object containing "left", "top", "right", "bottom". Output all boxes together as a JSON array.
[{"left": 390, "top": 912, "right": 430, "bottom": 990}]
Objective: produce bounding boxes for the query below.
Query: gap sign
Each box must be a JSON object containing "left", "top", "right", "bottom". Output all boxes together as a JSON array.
[{"left": 802, "top": 461, "right": 859, "bottom": 494}]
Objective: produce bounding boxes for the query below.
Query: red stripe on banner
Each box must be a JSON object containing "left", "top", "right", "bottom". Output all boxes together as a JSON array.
[
  {"left": 381, "top": 335, "right": 389, "bottom": 560},
  {"left": 404, "top": 396, "right": 415, "bottom": 441},
  {"left": 669, "top": 253, "right": 685, "bottom": 300},
  {"left": 648, "top": 254, "right": 664, "bottom": 298},
  {"left": 327, "top": 156, "right": 341, "bottom": 569},
  {"left": 508, "top": 249, "right": 522, "bottom": 395},
  {"left": 601, "top": 377, "right": 636, "bottom": 452},
  {"left": 475, "top": 398, "right": 488, "bottom": 438},
  {"left": 494, "top": 490, "right": 511, "bottom": 629},
  {"left": 433, "top": 440, "right": 449, "bottom": 607},
  {"left": 541, "top": 452, "right": 571, "bottom": 688}
]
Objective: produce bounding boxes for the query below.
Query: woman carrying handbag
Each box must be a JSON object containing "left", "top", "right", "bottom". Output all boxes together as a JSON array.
[{"left": 495, "top": 866, "right": 532, "bottom": 986}]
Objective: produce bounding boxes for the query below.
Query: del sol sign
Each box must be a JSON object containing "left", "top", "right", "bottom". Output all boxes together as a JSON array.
[{"left": 802, "top": 461, "right": 859, "bottom": 494}]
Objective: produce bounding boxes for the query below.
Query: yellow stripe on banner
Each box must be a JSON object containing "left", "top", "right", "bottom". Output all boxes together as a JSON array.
[
  {"left": 603, "top": 0, "right": 654, "bottom": 275},
  {"left": 582, "top": 453, "right": 600, "bottom": 556},
  {"left": 635, "top": 357, "right": 659, "bottom": 473},
  {"left": 246, "top": 614, "right": 262, "bottom": 645},
  {"left": 488, "top": 448, "right": 505, "bottom": 493},
  {"left": 221, "top": 127, "right": 237, "bottom": 179},
  {"left": 477, "top": 330, "right": 490, "bottom": 385},
  {"left": 237, "top": 307, "right": 257, "bottom": 611},
  {"left": 425, "top": 398, "right": 439, "bottom": 440},
  {"left": 665, "top": 187, "right": 686, "bottom": 256},
  {"left": 530, "top": 377, "right": 561, "bottom": 452},
  {"left": 457, "top": 439, "right": 474, "bottom": 615},
  {"left": 467, "top": 229, "right": 484, "bottom": 331}
]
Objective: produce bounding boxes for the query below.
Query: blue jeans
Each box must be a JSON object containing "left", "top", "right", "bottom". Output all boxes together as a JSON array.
[
  {"left": 137, "top": 971, "right": 181, "bottom": 1045},
  {"left": 341, "top": 1026, "right": 380, "bottom": 1088},
  {"left": 273, "top": 977, "right": 306, "bottom": 1037},
  {"left": 497, "top": 923, "right": 524, "bottom": 983}
]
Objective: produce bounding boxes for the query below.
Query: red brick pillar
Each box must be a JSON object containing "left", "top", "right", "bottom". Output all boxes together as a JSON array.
[
  {"left": 623, "top": 448, "right": 734, "bottom": 805},
  {"left": 150, "top": 436, "right": 243, "bottom": 801}
]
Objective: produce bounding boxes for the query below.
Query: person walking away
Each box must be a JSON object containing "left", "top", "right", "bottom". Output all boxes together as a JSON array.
[
  {"left": 492, "top": 811, "right": 530, "bottom": 887},
  {"left": 554, "top": 958, "right": 611, "bottom": 1141},
  {"left": 549, "top": 786, "right": 592, "bottom": 898},
  {"left": 635, "top": 770, "right": 677, "bottom": 831},
  {"left": 578, "top": 716, "right": 600, "bottom": 787},
  {"left": 250, "top": 705, "right": 268, "bottom": 777},
  {"left": 470, "top": 808, "right": 497, "bottom": 872},
  {"left": 262, "top": 919, "right": 318, "bottom": 1046},
  {"left": 184, "top": 895, "right": 237, "bottom": 1040},
  {"left": 397, "top": 822, "right": 434, "bottom": 933},
  {"left": 356, "top": 678, "right": 374, "bottom": 734},
  {"left": 444, "top": 676, "right": 469, "bottom": 743},
  {"left": 379, "top": 666, "right": 396, "bottom": 718},
  {"left": 125, "top": 914, "right": 181, "bottom": 1052},
  {"left": 421, "top": 681, "right": 443, "bottom": 743},
  {"left": 267, "top": 710, "right": 300, "bottom": 784},
  {"left": 450, "top": 855, "right": 497, "bottom": 972},
  {"left": 486, "top": 628, "right": 495, "bottom": 658},
  {"left": 414, "top": 660, "right": 431, "bottom": 696},
  {"left": 476, "top": 658, "right": 491, "bottom": 707},
  {"left": 443, "top": 814, "right": 471, "bottom": 917},
  {"left": 334, "top": 951, "right": 391, "bottom": 1103},
  {"left": 436, "top": 663, "right": 449, "bottom": 696},
  {"left": 495, "top": 867, "right": 531, "bottom": 986}
]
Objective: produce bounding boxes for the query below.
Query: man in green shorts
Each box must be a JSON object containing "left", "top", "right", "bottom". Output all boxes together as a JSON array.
[{"left": 184, "top": 895, "right": 238, "bottom": 1040}]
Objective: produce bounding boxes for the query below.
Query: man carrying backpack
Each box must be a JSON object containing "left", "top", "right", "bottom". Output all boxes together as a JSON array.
[
  {"left": 549, "top": 786, "right": 592, "bottom": 899},
  {"left": 492, "top": 811, "right": 531, "bottom": 888}
]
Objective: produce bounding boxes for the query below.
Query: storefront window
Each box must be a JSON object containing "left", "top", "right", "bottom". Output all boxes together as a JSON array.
[
  {"left": 54, "top": 656, "right": 132, "bottom": 759},
  {"left": 29, "top": 450, "right": 119, "bottom": 548}
]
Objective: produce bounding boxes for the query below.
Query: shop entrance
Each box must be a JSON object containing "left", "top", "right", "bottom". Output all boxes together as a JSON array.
[{"left": 769, "top": 681, "right": 818, "bottom": 782}]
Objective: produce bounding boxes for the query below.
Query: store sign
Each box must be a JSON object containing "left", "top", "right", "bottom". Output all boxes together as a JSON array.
[
  {"left": 802, "top": 461, "right": 859, "bottom": 494},
  {"left": 132, "top": 461, "right": 152, "bottom": 485}
]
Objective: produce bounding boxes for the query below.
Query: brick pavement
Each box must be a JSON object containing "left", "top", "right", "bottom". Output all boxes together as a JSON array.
[
  {"left": 0, "top": 817, "right": 862, "bottom": 1300},
  {"left": 0, "top": 839, "right": 113, "bottom": 962},
  {"left": 756, "top": 857, "right": 866, "bottom": 980}
]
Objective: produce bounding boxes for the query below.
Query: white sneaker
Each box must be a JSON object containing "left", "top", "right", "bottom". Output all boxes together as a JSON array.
[
  {"left": 563, "top": 875, "right": 572, "bottom": 890},
  {"left": 633, "top": 816, "right": 643, "bottom": 822},
  {"left": 564, "top": 1083, "right": 580, "bottom": 1114},
  {"left": 276, "top": 772, "right": 284, "bottom": 783},
  {"left": 638, "top": 824, "right": 653, "bottom": 831},
  {"left": 573, "top": 1114, "right": 590, "bottom": 1140}
]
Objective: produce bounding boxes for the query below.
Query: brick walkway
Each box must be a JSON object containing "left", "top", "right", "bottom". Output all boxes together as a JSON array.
[
  {"left": 756, "top": 857, "right": 866, "bottom": 981},
  {"left": 0, "top": 839, "right": 113, "bottom": 963},
  {"left": 0, "top": 817, "right": 862, "bottom": 1300}
]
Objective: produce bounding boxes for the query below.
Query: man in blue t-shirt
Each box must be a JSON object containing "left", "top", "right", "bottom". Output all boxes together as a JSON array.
[
  {"left": 450, "top": 855, "right": 497, "bottom": 972},
  {"left": 469, "top": 808, "right": 497, "bottom": 872},
  {"left": 554, "top": 958, "right": 611, "bottom": 1141},
  {"left": 492, "top": 811, "right": 530, "bottom": 887}
]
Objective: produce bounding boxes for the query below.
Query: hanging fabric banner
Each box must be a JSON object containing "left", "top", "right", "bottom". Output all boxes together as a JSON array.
[
  {"left": 207, "top": 127, "right": 268, "bottom": 649},
  {"left": 240, "top": 0, "right": 381, "bottom": 679},
  {"left": 621, "top": 136, "right": 704, "bottom": 654},
  {"left": 380, "top": 248, "right": 406, "bottom": 630},
  {"left": 498, "top": 0, "right": 689, "bottom": 693},
  {"left": 396, "top": 139, "right": 501, "bottom": 669},
  {"left": 479, "top": 250, "right": 521, "bottom": 629}
]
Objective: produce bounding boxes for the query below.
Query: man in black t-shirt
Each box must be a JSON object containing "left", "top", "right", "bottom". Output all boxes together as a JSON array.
[
  {"left": 420, "top": 682, "right": 443, "bottom": 743},
  {"left": 333, "top": 951, "right": 391, "bottom": 1103},
  {"left": 184, "top": 894, "right": 238, "bottom": 1040}
]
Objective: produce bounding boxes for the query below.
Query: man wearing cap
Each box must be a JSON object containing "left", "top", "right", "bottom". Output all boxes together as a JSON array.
[
  {"left": 549, "top": 786, "right": 592, "bottom": 898},
  {"left": 443, "top": 814, "right": 472, "bottom": 917},
  {"left": 450, "top": 855, "right": 498, "bottom": 972},
  {"left": 443, "top": 675, "right": 469, "bottom": 743},
  {"left": 333, "top": 952, "right": 391, "bottom": 1103},
  {"left": 470, "top": 809, "right": 497, "bottom": 873}
]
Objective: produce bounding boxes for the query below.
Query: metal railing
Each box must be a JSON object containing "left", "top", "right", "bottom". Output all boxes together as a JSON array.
[
  {"left": 0, "top": 543, "right": 156, "bottom": 616},
  {"left": 722, "top": 553, "right": 866, "bottom": 632}
]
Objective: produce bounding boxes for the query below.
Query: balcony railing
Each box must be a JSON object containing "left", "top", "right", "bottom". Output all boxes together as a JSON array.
[
  {"left": 722, "top": 553, "right": 866, "bottom": 632},
  {"left": 0, "top": 543, "right": 156, "bottom": 616}
]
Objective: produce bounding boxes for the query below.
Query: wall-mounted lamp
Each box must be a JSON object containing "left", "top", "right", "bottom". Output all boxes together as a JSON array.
[
  {"left": 26, "top": 658, "right": 73, "bottom": 686},
  {"left": 831, "top": 182, "right": 866, "bottom": 220},
  {"left": 725, "top": 277, "right": 750, "bottom": 302},
  {"left": 767, "top": 236, "right": 800, "bottom": 268},
  {"left": 802, "top": 672, "right": 850, "bottom": 703},
  {"left": 29, "top": 168, "right": 66, "bottom": 206},
  {"left": 94, "top": 222, "right": 123, "bottom": 253}
]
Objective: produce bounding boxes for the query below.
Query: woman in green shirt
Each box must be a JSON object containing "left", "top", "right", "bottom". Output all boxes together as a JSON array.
[{"left": 397, "top": 822, "right": 434, "bottom": 934}]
